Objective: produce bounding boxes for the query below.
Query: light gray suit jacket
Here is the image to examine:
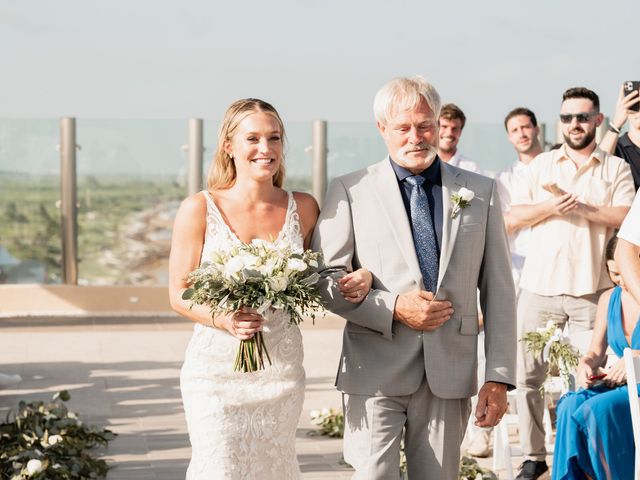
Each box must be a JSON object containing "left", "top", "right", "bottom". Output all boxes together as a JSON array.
[{"left": 311, "top": 158, "right": 516, "bottom": 399}]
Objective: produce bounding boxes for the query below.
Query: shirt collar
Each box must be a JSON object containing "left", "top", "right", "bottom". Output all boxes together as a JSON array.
[
  {"left": 554, "top": 143, "right": 604, "bottom": 166},
  {"left": 389, "top": 156, "right": 442, "bottom": 185}
]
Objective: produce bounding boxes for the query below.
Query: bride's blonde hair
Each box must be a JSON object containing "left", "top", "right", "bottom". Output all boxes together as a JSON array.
[{"left": 207, "top": 98, "right": 286, "bottom": 191}]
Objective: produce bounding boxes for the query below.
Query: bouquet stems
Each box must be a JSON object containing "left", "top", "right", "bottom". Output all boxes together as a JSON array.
[{"left": 234, "top": 331, "right": 272, "bottom": 373}]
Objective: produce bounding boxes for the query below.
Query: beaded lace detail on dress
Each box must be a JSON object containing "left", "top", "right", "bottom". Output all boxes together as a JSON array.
[{"left": 179, "top": 190, "right": 305, "bottom": 480}]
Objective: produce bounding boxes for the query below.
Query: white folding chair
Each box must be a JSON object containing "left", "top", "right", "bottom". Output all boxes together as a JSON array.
[{"left": 624, "top": 347, "right": 640, "bottom": 480}]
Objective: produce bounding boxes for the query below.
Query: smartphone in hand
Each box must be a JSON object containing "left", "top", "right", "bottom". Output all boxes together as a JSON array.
[
  {"left": 588, "top": 373, "right": 607, "bottom": 388},
  {"left": 623, "top": 81, "right": 640, "bottom": 112},
  {"left": 542, "top": 183, "right": 567, "bottom": 196}
]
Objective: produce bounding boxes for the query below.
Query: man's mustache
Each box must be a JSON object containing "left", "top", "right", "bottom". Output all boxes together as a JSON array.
[{"left": 404, "top": 143, "right": 437, "bottom": 153}]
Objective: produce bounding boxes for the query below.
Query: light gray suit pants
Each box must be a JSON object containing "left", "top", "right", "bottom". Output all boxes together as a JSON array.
[{"left": 343, "top": 376, "right": 471, "bottom": 479}]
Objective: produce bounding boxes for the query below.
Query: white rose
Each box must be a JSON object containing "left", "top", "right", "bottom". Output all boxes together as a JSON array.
[
  {"left": 309, "top": 409, "right": 320, "bottom": 418},
  {"left": 26, "top": 459, "right": 43, "bottom": 476},
  {"left": 458, "top": 187, "right": 474, "bottom": 202},
  {"left": 238, "top": 253, "right": 259, "bottom": 269},
  {"left": 286, "top": 258, "right": 307, "bottom": 272},
  {"left": 223, "top": 256, "right": 245, "bottom": 278},
  {"left": 268, "top": 275, "right": 288, "bottom": 292},
  {"left": 257, "top": 259, "right": 277, "bottom": 277},
  {"left": 321, "top": 407, "right": 331, "bottom": 415}
]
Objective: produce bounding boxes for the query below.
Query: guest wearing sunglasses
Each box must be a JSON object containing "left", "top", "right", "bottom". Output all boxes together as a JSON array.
[{"left": 509, "top": 87, "right": 635, "bottom": 480}]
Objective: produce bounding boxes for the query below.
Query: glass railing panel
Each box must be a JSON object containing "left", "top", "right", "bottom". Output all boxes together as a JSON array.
[
  {"left": 0, "top": 119, "right": 62, "bottom": 284},
  {"left": 76, "top": 119, "right": 188, "bottom": 285},
  {"left": 457, "top": 123, "right": 520, "bottom": 177},
  {"left": 325, "top": 122, "right": 524, "bottom": 180}
]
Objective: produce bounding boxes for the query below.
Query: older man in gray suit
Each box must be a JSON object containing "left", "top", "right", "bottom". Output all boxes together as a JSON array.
[{"left": 312, "top": 76, "right": 516, "bottom": 479}]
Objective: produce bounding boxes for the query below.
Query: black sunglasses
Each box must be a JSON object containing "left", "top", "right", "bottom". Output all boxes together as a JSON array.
[{"left": 559, "top": 112, "right": 598, "bottom": 124}]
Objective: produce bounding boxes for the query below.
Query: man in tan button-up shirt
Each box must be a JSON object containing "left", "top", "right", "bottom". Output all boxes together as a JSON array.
[{"left": 510, "top": 87, "right": 635, "bottom": 480}]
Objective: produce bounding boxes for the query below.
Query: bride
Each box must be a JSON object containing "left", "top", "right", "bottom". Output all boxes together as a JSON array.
[{"left": 168, "top": 98, "right": 371, "bottom": 479}]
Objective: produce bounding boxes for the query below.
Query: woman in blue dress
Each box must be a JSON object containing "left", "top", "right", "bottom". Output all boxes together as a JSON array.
[{"left": 552, "top": 234, "right": 640, "bottom": 480}]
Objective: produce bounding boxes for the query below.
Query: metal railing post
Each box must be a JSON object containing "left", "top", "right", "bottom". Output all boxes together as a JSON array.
[
  {"left": 186, "top": 118, "right": 204, "bottom": 196},
  {"left": 59, "top": 117, "right": 78, "bottom": 285},
  {"left": 311, "top": 120, "right": 327, "bottom": 208}
]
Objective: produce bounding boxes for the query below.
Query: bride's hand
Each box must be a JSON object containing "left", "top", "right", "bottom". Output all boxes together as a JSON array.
[
  {"left": 338, "top": 269, "right": 372, "bottom": 304},
  {"left": 214, "top": 307, "right": 264, "bottom": 340}
]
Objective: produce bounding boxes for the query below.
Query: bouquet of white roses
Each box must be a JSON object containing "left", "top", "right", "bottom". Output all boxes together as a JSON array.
[
  {"left": 182, "top": 239, "right": 324, "bottom": 373},
  {"left": 521, "top": 320, "right": 580, "bottom": 391}
]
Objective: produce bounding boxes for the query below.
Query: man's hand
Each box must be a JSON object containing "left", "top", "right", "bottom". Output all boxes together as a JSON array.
[
  {"left": 546, "top": 192, "right": 578, "bottom": 216},
  {"left": 474, "top": 381, "right": 508, "bottom": 427},
  {"left": 393, "top": 290, "right": 453, "bottom": 331}
]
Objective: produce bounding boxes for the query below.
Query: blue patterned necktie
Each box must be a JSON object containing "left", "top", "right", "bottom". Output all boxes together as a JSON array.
[{"left": 405, "top": 175, "right": 439, "bottom": 293}]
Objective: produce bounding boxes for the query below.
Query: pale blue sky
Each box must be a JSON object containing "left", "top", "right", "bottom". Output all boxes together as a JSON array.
[{"left": 2, "top": 0, "right": 639, "bottom": 125}]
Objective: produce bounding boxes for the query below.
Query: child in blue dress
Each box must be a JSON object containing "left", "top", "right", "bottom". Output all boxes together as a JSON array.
[{"left": 552, "top": 235, "right": 640, "bottom": 479}]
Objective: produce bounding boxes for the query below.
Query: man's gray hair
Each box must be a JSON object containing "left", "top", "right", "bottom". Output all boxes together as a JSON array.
[{"left": 373, "top": 76, "right": 441, "bottom": 125}]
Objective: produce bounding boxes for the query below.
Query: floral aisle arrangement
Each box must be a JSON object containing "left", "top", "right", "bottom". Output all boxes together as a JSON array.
[
  {"left": 182, "top": 240, "right": 324, "bottom": 372},
  {"left": 0, "top": 391, "right": 116, "bottom": 479},
  {"left": 521, "top": 320, "right": 580, "bottom": 391},
  {"left": 459, "top": 457, "right": 498, "bottom": 480}
]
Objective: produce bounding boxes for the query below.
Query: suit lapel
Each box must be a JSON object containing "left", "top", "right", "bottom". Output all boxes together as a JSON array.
[
  {"left": 369, "top": 158, "right": 424, "bottom": 288},
  {"left": 438, "top": 162, "right": 465, "bottom": 286}
]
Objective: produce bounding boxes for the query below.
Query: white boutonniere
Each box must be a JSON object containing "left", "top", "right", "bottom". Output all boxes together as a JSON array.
[{"left": 450, "top": 187, "right": 474, "bottom": 219}]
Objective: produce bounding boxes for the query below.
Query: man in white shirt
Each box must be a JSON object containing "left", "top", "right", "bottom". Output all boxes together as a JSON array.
[
  {"left": 465, "top": 108, "right": 544, "bottom": 458},
  {"left": 616, "top": 192, "right": 640, "bottom": 304},
  {"left": 438, "top": 103, "right": 483, "bottom": 174},
  {"left": 510, "top": 87, "right": 635, "bottom": 480},
  {"left": 497, "top": 108, "right": 544, "bottom": 285}
]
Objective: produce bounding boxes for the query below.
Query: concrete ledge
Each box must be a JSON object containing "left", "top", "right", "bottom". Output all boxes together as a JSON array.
[
  {"left": 0, "top": 285, "right": 346, "bottom": 329},
  {"left": 0, "top": 285, "right": 172, "bottom": 315}
]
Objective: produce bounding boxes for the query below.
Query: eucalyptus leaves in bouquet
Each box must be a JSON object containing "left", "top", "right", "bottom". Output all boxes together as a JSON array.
[
  {"left": 183, "top": 239, "right": 324, "bottom": 372},
  {"left": 0, "top": 391, "right": 116, "bottom": 479},
  {"left": 521, "top": 320, "right": 580, "bottom": 391}
]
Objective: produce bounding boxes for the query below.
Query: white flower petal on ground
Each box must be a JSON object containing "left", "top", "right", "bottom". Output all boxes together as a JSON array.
[
  {"left": 26, "top": 459, "right": 43, "bottom": 476},
  {"left": 48, "top": 434, "right": 63, "bottom": 445}
]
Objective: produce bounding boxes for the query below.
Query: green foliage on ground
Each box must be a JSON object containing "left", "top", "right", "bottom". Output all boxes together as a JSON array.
[{"left": 0, "top": 391, "right": 116, "bottom": 479}]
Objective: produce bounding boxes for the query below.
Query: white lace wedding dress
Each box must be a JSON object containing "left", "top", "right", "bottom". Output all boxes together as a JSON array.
[{"left": 180, "top": 190, "right": 305, "bottom": 480}]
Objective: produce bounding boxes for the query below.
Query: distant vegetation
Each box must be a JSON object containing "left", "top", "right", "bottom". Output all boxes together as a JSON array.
[{"left": 0, "top": 174, "right": 311, "bottom": 284}]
